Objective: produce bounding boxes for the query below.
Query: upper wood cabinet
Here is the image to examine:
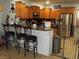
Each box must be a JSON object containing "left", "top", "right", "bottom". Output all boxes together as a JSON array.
[
  {"left": 29, "top": 6, "right": 40, "bottom": 19},
  {"left": 21, "top": 3, "right": 29, "bottom": 19},
  {"left": 50, "top": 9, "right": 61, "bottom": 19},
  {"left": 15, "top": 2, "right": 76, "bottom": 20},
  {"left": 60, "top": 7, "right": 76, "bottom": 14},
  {"left": 15, "top": 1, "right": 22, "bottom": 18},
  {"left": 25, "top": 6, "right": 30, "bottom": 19},
  {"left": 20, "top": 3, "right": 26, "bottom": 18},
  {"left": 40, "top": 8, "right": 51, "bottom": 19},
  {"left": 45, "top": 8, "right": 51, "bottom": 19},
  {"left": 15, "top": 1, "right": 30, "bottom": 19},
  {"left": 40, "top": 8, "right": 45, "bottom": 18},
  {"left": 40, "top": 8, "right": 61, "bottom": 19}
]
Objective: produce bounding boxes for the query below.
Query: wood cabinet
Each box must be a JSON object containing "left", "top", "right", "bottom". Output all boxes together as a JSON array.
[
  {"left": 40, "top": 8, "right": 45, "bottom": 18},
  {"left": 15, "top": 1, "right": 30, "bottom": 19},
  {"left": 29, "top": 6, "right": 40, "bottom": 19},
  {"left": 21, "top": 3, "right": 29, "bottom": 19},
  {"left": 40, "top": 8, "right": 61, "bottom": 19},
  {"left": 15, "top": 1, "right": 75, "bottom": 20},
  {"left": 25, "top": 6, "right": 30, "bottom": 19},
  {"left": 50, "top": 7, "right": 75, "bottom": 19},
  {"left": 40, "top": 8, "right": 51, "bottom": 19},
  {"left": 15, "top": 1, "right": 22, "bottom": 18},
  {"left": 60, "top": 7, "right": 75, "bottom": 14},
  {"left": 20, "top": 3, "right": 25, "bottom": 18},
  {"left": 50, "top": 9, "right": 61, "bottom": 19}
]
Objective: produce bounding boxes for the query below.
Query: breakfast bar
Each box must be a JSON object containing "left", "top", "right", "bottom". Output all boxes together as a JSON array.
[{"left": 32, "top": 27, "right": 53, "bottom": 56}]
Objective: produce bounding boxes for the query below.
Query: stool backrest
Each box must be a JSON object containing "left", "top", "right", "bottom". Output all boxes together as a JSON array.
[
  {"left": 2, "top": 23, "right": 9, "bottom": 34},
  {"left": 14, "top": 24, "right": 21, "bottom": 34},
  {"left": 24, "top": 25, "right": 32, "bottom": 35}
]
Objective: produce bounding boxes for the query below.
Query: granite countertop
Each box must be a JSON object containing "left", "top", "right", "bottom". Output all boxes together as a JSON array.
[
  {"left": 23, "top": 25, "right": 53, "bottom": 31},
  {"left": 2, "top": 23, "right": 53, "bottom": 31},
  {"left": 31, "top": 27, "right": 53, "bottom": 31}
]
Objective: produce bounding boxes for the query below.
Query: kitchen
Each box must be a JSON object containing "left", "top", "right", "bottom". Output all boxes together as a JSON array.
[{"left": 0, "top": 0, "right": 79, "bottom": 59}]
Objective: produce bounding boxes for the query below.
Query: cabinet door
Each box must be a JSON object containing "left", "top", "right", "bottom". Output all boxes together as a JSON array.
[
  {"left": 15, "top": 1, "right": 22, "bottom": 18},
  {"left": 40, "top": 8, "right": 46, "bottom": 18},
  {"left": 50, "top": 9, "right": 61, "bottom": 19},
  {"left": 21, "top": 3, "right": 30, "bottom": 19},
  {"left": 40, "top": 8, "right": 51, "bottom": 19},
  {"left": 25, "top": 6, "right": 30, "bottom": 19},
  {"left": 16, "top": 2, "right": 30, "bottom": 19},
  {"left": 21, "top": 3, "right": 25, "bottom": 18},
  {"left": 45, "top": 8, "right": 51, "bottom": 19},
  {"left": 60, "top": 7, "right": 75, "bottom": 14},
  {"left": 66, "top": 7, "right": 75, "bottom": 13},
  {"left": 60, "top": 8, "right": 67, "bottom": 13},
  {"left": 29, "top": 6, "right": 40, "bottom": 19}
]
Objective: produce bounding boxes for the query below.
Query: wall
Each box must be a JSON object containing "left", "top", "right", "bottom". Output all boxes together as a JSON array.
[{"left": 0, "top": 0, "right": 10, "bottom": 36}]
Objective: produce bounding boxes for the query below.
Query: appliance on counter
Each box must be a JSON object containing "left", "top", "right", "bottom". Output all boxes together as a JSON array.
[
  {"left": 33, "top": 12, "right": 41, "bottom": 27},
  {"left": 33, "top": 12, "right": 40, "bottom": 21},
  {"left": 60, "top": 13, "right": 74, "bottom": 37}
]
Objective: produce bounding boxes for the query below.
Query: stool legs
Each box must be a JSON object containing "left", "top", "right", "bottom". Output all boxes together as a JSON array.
[
  {"left": 24, "top": 42, "right": 26, "bottom": 56},
  {"left": 24, "top": 42, "right": 37, "bottom": 57},
  {"left": 33, "top": 46, "right": 36, "bottom": 57},
  {"left": 18, "top": 43, "right": 20, "bottom": 54},
  {"left": 33, "top": 43, "right": 37, "bottom": 57},
  {"left": 6, "top": 39, "right": 8, "bottom": 49}
]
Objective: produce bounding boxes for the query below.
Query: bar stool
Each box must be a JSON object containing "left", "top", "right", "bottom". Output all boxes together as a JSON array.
[
  {"left": 2, "top": 23, "right": 15, "bottom": 49},
  {"left": 14, "top": 24, "right": 26, "bottom": 54},
  {"left": 24, "top": 26, "right": 37, "bottom": 57}
]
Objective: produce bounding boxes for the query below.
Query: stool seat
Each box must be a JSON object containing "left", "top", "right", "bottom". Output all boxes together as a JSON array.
[
  {"left": 26, "top": 35, "right": 37, "bottom": 42},
  {"left": 5, "top": 31, "right": 15, "bottom": 36},
  {"left": 16, "top": 33, "right": 26, "bottom": 39},
  {"left": 24, "top": 34, "right": 37, "bottom": 57}
]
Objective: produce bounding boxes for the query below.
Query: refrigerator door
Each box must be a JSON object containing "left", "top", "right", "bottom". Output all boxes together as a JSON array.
[{"left": 60, "top": 13, "right": 73, "bottom": 37}]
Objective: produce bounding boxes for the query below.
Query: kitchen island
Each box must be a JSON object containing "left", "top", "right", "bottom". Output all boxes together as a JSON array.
[{"left": 32, "top": 27, "right": 53, "bottom": 56}]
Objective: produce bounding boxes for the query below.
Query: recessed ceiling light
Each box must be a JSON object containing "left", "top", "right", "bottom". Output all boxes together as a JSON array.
[{"left": 46, "top": 1, "right": 50, "bottom": 4}]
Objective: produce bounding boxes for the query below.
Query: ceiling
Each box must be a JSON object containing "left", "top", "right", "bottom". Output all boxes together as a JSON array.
[{"left": 28, "top": 0, "right": 79, "bottom": 3}]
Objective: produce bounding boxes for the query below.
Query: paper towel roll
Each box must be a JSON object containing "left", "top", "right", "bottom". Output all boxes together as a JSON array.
[{"left": 44, "top": 21, "right": 51, "bottom": 28}]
